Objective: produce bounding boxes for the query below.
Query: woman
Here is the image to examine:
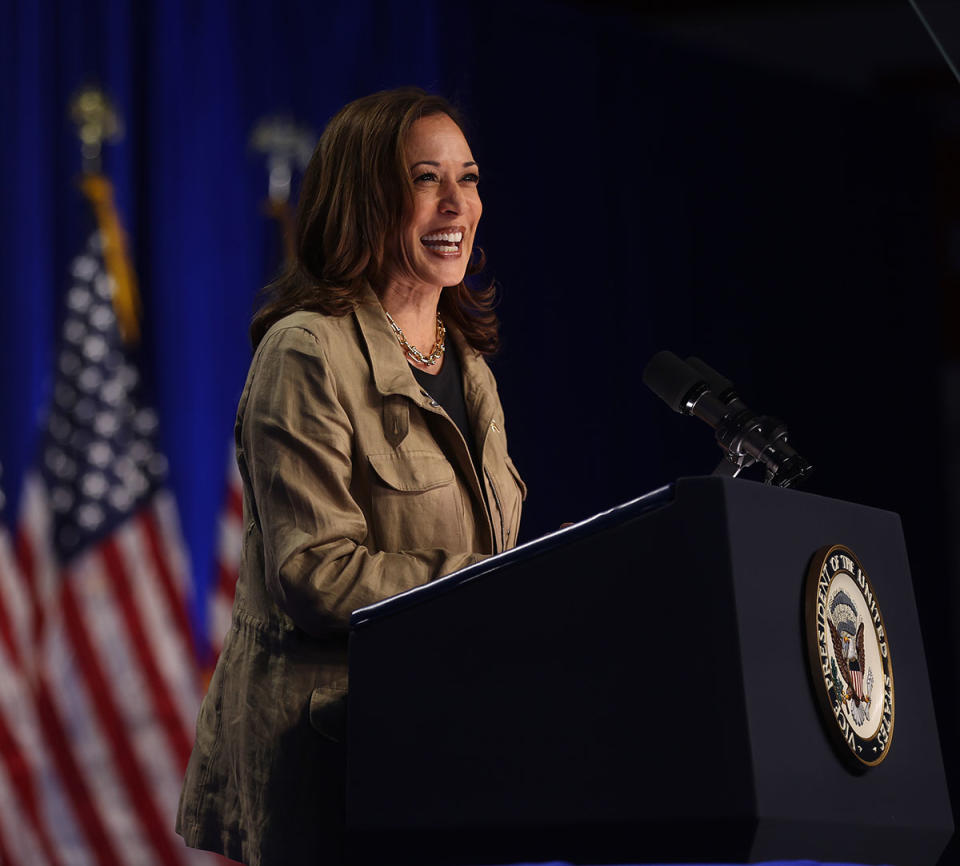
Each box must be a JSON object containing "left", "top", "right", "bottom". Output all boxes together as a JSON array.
[{"left": 177, "top": 88, "right": 526, "bottom": 866}]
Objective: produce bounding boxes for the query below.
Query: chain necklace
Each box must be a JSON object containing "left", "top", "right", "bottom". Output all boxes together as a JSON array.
[{"left": 384, "top": 310, "right": 446, "bottom": 366}]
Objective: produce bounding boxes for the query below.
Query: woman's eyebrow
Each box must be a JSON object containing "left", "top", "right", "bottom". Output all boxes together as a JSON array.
[{"left": 409, "top": 160, "right": 478, "bottom": 169}]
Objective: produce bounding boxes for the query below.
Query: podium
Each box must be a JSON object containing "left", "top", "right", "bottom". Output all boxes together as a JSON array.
[{"left": 345, "top": 477, "right": 954, "bottom": 865}]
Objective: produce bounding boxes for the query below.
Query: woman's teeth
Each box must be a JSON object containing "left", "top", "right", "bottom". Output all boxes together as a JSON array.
[
  {"left": 422, "top": 231, "right": 463, "bottom": 243},
  {"left": 421, "top": 230, "right": 463, "bottom": 253}
]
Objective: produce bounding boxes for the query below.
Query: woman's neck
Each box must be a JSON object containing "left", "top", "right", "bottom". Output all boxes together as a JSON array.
[{"left": 379, "top": 283, "right": 445, "bottom": 373}]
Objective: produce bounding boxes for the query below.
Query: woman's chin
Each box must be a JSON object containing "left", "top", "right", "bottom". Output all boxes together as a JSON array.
[{"left": 418, "top": 264, "right": 469, "bottom": 291}]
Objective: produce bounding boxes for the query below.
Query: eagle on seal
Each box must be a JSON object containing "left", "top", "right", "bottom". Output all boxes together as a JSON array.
[{"left": 828, "top": 589, "right": 870, "bottom": 722}]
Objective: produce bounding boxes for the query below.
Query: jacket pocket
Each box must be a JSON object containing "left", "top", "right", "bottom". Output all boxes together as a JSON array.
[
  {"left": 308, "top": 683, "right": 348, "bottom": 743},
  {"left": 368, "top": 451, "right": 454, "bottom": 491},
  {"left": 367, "top": 451, "right": 467, "bottom": 552}
]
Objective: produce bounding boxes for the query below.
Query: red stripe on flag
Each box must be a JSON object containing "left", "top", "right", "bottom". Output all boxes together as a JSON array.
[
  {"left": 99, "top": 535, "right": 193, "bottom": 768},
  {"left": 136, "top": 510, "right": 196, "bottom": 661},
  {"left": 0, "top": 708, "right": 63, "bottom": 866},
  {"left": 215, "top": 559, "right": 238, "bottom": 598},
  {"left": 0, "top": 589, "right": 20, "bottom": 669},
  {"left": 32, "top": 679, "right": 124, "bottom": 866},
  {"left": 60, "top": 577, "right": 184, "bottom": 866},
  {"left": 228, "top": 484, "right": 242, "bottom": 522},
  {"left": 0, "top": 818, "right": 16, "bottom": 866}
]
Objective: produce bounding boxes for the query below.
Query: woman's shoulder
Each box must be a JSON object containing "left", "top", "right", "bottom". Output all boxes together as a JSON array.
[
  {"left": 239, "top": 308, "right": 363, "bottom": 417},
  {"left": 262, "top": 308, "right": 354, "bottom": 344},
  {"left": 253, "top": 308, "right": 363, "bottom": 365}
]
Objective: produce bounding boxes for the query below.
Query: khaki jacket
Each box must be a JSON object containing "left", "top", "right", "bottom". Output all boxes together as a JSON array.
[{"left": 177, "top": 290, "right": 525, "bottom": 866}]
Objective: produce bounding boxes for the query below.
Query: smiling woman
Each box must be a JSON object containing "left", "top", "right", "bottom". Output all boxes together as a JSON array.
[
  {"left": 249, "top": 88, "right": 498, "bottom": 355},
  {"left": 176, "top": 88, "right": 526, "bottom": 866},
  {"left": 391, "top": 111, "right": 483, "bottom": 339}
]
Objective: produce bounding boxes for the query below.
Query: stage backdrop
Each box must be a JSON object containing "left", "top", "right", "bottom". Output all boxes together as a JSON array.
[{"left": 1, "top": 1, "right": 958, "bottom": 864}]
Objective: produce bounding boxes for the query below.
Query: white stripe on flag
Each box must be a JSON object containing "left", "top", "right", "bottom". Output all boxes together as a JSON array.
[{"left": 0, "top": 521, "right": 29, "bottom": 664}]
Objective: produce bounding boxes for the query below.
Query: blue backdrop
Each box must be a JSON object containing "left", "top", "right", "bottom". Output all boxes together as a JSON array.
[{"left": 1, "top": 2, "right": 958, "bottom": 862}]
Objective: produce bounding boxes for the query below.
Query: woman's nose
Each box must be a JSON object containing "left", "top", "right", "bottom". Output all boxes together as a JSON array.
[{"left": 439, "top": 181, "right": 463, "bottom": 213}]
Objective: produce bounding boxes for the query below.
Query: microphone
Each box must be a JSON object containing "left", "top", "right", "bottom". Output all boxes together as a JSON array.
[{"left": 642, "top": 350, "right": 813, "bottom": 488}]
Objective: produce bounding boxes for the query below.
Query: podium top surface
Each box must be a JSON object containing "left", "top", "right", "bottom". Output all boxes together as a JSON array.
[
  {"left": 350, "top": 475, "right": 900, "bottom": 629},
  {"left": 349, "top": 481, "right": 675, "bottom": 628}
]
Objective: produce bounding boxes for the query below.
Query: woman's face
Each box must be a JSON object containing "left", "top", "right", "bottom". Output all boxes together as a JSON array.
[{"left": 397, "top": 112, "right": 482, "bottom": 292}]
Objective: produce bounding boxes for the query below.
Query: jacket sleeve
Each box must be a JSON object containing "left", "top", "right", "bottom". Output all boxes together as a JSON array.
[{"left": 238, "top": 324, "right": 484, "bottom": 635}]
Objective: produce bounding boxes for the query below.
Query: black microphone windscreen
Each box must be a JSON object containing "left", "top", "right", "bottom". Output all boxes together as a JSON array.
[
  {"left": 686, "top": 356, "right": 734, "bottom": 402},
  {"left": 642, "top": 350, "right": 704, "bottom": 413}
]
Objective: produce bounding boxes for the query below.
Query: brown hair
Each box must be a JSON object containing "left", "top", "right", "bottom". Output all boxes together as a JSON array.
[{"left": 250, "top": 87, "right": 499, "bottom": 352}]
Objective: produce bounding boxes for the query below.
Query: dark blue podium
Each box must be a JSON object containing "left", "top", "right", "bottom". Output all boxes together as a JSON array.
[{"left": 345, "top": 477, "right": 953, "bottom": 865}]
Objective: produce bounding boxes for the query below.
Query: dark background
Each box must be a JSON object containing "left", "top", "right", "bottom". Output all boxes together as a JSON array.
[{"left": 1, "top": 0, "right": 958, "bottom": 861}]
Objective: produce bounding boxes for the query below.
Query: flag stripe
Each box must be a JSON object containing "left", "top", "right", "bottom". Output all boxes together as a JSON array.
[
  {"left": 0, "top": 593, "right": 59, "bottom": 866},
  {"left": 100, "top": 532, "right": 193, "bottom": 766},
  {"left": 210, "top": 457, "right": 243, "bottom": 662},
  {"left": 14, "top": 527, "right": 45, "bottom": 647},
  {"left": 46, "top": 573, "right": 156, "bottom": 866},
  {"left": 32, "top": 678, "right": 124, "bottom": 866},
  {"left": 137, "top": 508, "right": 196, "bottom": 661},
  {"left": 71, "top": 546, "right": 190, "bottom": 861},
  {"left": 227, "top": 484, "right": 242, "bottom": 521},
  {"left": 216, "top": 558, "right": 238, "bottom": 596},
  {"left": 60, "top": 577, "right": 184, "bottom": 866},
  {"left": 114, "top": 519, "right": 201, "bottom": 738},
  {"left": 0, "top": 582, "right": 21, "bottom": 669},
  {"left": 0, "top": 531, "right": 27, "bottom": 667},
  {"left": 0, "top": 800, "right": 20, "bottom": 866},
  {"left": 15, "top": 522, "right": 123, "bottom": 866},
  {"left": 209, "top": 562, "right": 237, "bottom": 664},
  {"left": 16, "top": 477, "right": 58, "bottom": 650},
  {"left": 0, "top": 708, "right": 62, "bottom": 866}
]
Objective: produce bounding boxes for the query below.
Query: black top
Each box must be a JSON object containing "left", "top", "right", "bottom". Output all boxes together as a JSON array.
[{"left": 410, "top": 345, "right": 480, "bottom": 474}]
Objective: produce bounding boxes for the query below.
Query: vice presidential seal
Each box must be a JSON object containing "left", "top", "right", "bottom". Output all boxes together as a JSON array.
[{"left": 804, "top": 545, "right": 894, "bottom": 769}]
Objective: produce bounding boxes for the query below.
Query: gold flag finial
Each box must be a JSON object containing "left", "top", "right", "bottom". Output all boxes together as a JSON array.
[
  {"left": 69, "top": 85, "right": 123, "bottom": 174},
  {"left": 69, "top": 86, "right": 139, "bottom": 344}
]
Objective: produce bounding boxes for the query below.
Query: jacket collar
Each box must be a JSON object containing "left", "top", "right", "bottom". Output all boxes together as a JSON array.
[
  {"left": 353, "top": 286, "right": 494, "bottom": 414},
  {"left": 353, "top": 286, "right": 426, "bottom": 403}
]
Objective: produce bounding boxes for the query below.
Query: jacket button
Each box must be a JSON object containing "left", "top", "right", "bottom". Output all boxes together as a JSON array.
[{"left": 419, "top": 389, "right": 440, "bottom": 408}]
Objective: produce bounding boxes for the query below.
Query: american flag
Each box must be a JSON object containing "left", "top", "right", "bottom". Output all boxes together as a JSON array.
[{"left": 3, "top": 182, "right": 221, "bottom": 865}]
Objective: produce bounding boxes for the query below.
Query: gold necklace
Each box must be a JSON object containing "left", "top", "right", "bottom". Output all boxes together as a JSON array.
[{"left": 384, "top": 310, "right": 446, "bottom": 366}]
